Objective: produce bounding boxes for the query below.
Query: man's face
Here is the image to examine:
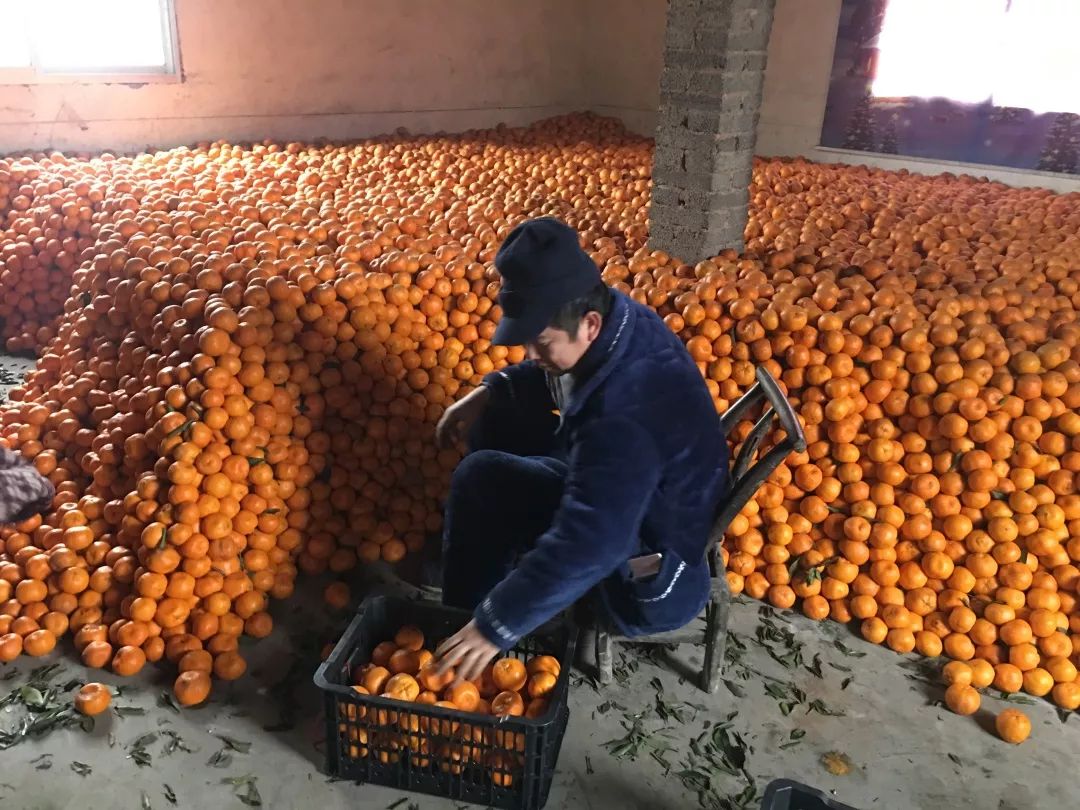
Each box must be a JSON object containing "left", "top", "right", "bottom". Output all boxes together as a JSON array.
[{"left": 525, "top": 312, "right": 603, "bottom": 375}]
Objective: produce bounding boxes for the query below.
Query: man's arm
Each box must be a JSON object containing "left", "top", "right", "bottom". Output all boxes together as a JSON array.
[
  {"left": 481, "top": 361, "right": 555, "bottom": 410},
  {"left": 437, "top": 361, "right": 557, "bottom": 450},
  {"left": 474, "top": 415, "right": 661, "bottom": 648}
]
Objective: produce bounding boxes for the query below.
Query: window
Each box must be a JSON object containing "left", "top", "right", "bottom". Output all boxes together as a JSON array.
[
  {"left": 871, "top": 0, "right": 1080, "bottom": 115},
  {"left": 0, "top": 0, "right": 179, "bottom": 83}
]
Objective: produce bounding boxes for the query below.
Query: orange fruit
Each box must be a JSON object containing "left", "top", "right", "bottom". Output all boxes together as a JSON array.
[
  {"left": 491, "top": 657, "right": 528, "bottom": 692},
  {"left": 944, "top": 683, "right": 980, "bottom": 716},
  {"left": 969, "top": 658, "right": 995, "bottom": 689},
  {"left": 178, "top": 650, "right": 214, "bottom": 673},
  {"left": 81, "top": 640, "right": 113, "bottom": 669},
  {"left": 384, "top": 673, "right": 421, "bottom": 701},
  {"left": 73, "top": 623, "right": 107, "bottom": 652},
  {"left": 0, "top": 633, "right": 23, "bottom": 662},
  {"left": 112, "top": 645, "right": 147, "bottom": 676},
  {"left": 941, "top": 661, "right": 972, "bottom": 686},
  {"left": 23, "top": 629, "right": 56, "bottom": 657},
  {"left": 1051, "top": 682, "right": 1080, "bottom": 711},
  {"left": 1045, "top": 656, "right": 1078, "bottom": 684},
  {"left": 1022, "top": 667, "right": 1054, "bottom": 697},
  {"left": 323, "top": 581, "right": 350, "bottom": 610},
  {"left": 394, "top": 625, "right": 424, "bottom": 651},
  {"left": 994, "top": 708, "right": 1031, "bottom": 744},
  {"left": 490, "top": 690, "right": 525, "bottom": 717},
  {"left": 174, "top": 670, "right": 212, "bottom": 706},
  {"left": 74, "top": 682, "right": 112, "bottom": 716},
  {"left": 370, "top": 641, "right": 397, "bottom": 668},
  {"left": 527, "top": 671, "right": 557, "bottom": 699},
  {"left": 388, "top": 648, "right": 419, "bottom": 675},
  {"left": 526, "top": 655, "right": 561, "bottom": 678},
  {"left": 361, "top": 666, "right": 392, "bottom": 695},
  {"left": 445, "top": 681, "right": 480, "bottom": 712},
  {"left": 7, "top": 119, "right": 1080, "bottom": 720},
  {"left": 1008, "top": 642, "right": 1040, "bottom": 672},
  {"left": 489, "top": 752, "right": 517, "bottom": 786},
  {"left": 993, "top": 663, "right": 1024, "bottom": 693},
  {"left": 213, "top": 651, "right": 247, "bottom": 680},
  {"left": 418, "top": 664, "right": 455, "bottom": 693},
  {"left": 525, "top": 697, "right": 549, "bottom": 719}
]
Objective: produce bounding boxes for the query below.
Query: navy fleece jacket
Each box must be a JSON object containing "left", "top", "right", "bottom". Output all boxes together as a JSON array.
[{"left": 473, "top": 290, "right": 730, "bottom": 648}]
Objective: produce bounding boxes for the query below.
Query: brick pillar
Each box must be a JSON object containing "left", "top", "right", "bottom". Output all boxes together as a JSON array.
[{"left": 649, "top": 0, "right": 776, "bottom": 261}]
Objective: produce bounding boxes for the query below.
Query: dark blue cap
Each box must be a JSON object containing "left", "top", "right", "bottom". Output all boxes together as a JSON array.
[{"left": 492, "top": 217, "right": 601, "bottom": 346}]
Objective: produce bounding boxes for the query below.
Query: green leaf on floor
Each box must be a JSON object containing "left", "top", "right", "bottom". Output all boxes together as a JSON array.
[
  {"left": 207, "top": 749, "right": 233, "bottom": 768},
  {"left": 70, "top": 761, "right": 92, "bottom": 777},
  {"left": 222, "top": 774, "right": 262, "bottom": 807},
  {"left": 212, "top": 732, "right": 252, "bottom": 753},
  {"left": 807, "top": 698, "right": 845, "bottom": 717},
  {"left": 832, "top": 639, "right": 866, "bottom": 658}
]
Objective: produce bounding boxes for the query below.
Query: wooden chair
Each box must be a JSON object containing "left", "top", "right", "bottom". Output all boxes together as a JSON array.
[{"left": 588, "top": 366, "right": 807, "bottom": 693}]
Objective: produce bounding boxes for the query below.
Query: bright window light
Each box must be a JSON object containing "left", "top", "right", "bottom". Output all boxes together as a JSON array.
[
  {"left": 991, "top": 0, "right": 1080, "bottom": 114},
  {"left": 871, "top": 0, "right": 1080, "bottom": 115},
  {"left": 0, "top": 3, "right": 32, "bottom": 68},
  {"left": 0, "top": 0, "right": 176, "bottom": 78},
  {"left": 872, "top": 0, "right": 1005, "bottom": 104},
  {"left": 35, "top": 0, "right": 169, "bottom": 72}
]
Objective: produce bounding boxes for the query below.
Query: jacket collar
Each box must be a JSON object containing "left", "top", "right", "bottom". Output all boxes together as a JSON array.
[{"left": 560, "top": 290, "right": 635, "bottom": 420}]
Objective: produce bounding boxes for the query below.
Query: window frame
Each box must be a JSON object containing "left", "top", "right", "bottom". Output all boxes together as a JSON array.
[{"left": 0, "top": 0, "right": 181, "bottom": 86}]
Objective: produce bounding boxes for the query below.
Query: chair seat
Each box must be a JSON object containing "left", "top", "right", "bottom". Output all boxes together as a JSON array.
[{"left": 613, "top": 627, "right": 704, "bottom": 645}]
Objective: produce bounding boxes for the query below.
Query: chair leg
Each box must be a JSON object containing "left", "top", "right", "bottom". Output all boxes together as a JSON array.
[
  {"left": 596, "top": 629, "right": 613, "bottom": 685},
  {"left": 575, "top": 625, "right": 596, "bottom": 672},
  {"left": 701, "top": 592, "right": 730, "bottom": 693}
]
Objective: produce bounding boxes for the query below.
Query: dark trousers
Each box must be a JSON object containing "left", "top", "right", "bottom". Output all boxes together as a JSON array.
[{"left": 441, "top": 403, "right": 566, "bottom": 612}]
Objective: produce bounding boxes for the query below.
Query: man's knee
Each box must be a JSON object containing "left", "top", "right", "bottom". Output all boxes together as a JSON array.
[{"left": 451, "top": 448, "right": 516, "bottom": 492}]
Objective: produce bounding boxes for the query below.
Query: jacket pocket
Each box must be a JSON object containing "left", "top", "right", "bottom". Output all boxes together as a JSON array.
[{"left": 627, "top": 550, "right": 686, "bottom": 603}]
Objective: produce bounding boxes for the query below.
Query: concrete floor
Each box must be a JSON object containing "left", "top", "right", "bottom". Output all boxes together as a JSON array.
[
  {"left": 3, "top": 351, "right": 1078, "bottom": 810},
  {"left": 1, "top": 570, "right": 1076, "bottom": 810},
  {"left": 0, "top": 353, "right": 35, "bottom": 403}
]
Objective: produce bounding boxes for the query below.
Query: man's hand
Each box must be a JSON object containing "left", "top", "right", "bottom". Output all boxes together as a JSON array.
[
  {"left": 435, "top": 385, "right": 491, "bottom": 449},
  {"left": 433, "top": 619, "right": 500, "bottom": 684}
]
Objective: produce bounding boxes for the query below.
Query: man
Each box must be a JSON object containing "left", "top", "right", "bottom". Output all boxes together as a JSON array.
[{"left": 433, "top": 217, "right": 729, "bottom": 681}]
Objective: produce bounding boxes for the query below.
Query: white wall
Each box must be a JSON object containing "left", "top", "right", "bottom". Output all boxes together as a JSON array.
[
  {"left": 0, "top": 0, "right": 587, "bottom": 153},
  {"left": 582, "top": 0, "right": 666, "bottom": 137},
  {"left": 2, "top": 0, "right": 1079, "bottom": 195}
]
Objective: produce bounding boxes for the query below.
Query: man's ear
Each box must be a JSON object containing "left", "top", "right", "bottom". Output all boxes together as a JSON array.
[{"left": 581, "top": 311, "right": 603, "bottom": 342}]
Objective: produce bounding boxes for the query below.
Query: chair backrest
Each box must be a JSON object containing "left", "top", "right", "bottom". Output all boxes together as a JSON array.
[{"left": 706, "top": 366, "right": 807, "bottom": 554}]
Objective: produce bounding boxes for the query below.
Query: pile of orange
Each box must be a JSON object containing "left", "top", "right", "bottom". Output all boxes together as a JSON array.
[
  {"left": 338, "top": 624, "right": 559, "bottom": 784},
  {"left": 1, "top": 115, "right": 1079, "bottom": 718}
]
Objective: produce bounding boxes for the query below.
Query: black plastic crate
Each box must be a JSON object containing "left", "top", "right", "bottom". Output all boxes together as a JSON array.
[
  {"left": 761, "top": 779, "right": 858, "bottom": 810},
  {"left": 314, "top": 595, "right": 576, "bottom": 810}
]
